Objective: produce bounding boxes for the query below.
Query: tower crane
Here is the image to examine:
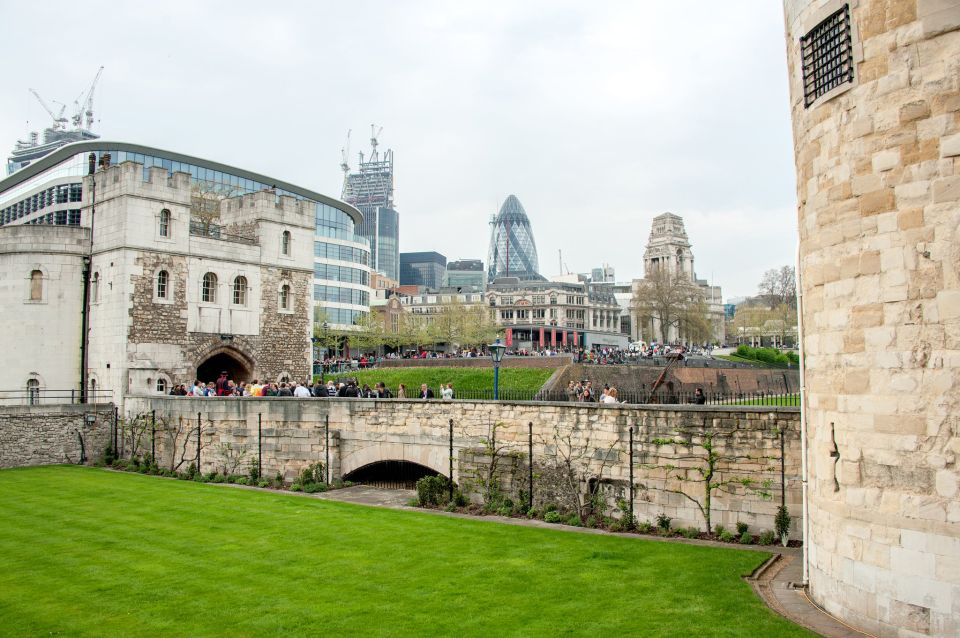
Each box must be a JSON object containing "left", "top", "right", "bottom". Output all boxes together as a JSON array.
[
  {"left": 340, "top": 129, "right": 352, "bottom": 175},
  {"left": 28, "top": 89, "right": 69, "bottom": 131},
  {"left": 71, "top": 66, "right": 104, "bottom": 131},
  {"left": 369, "top": 124, "right": 383, "bottom": 161}
]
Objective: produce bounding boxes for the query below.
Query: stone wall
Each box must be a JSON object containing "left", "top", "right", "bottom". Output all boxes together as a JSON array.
[
  {"left": 783, "top": 1, "right": 960, "bottom": 636},
  {"left": 551, "top": 364, "right": 799, "bottom": 396},
  {"left": 124, "top": 396, "right": 802, "bottom": 534},
  {"left": 0, "top": 403, "right": 115, "bottom": 469}
]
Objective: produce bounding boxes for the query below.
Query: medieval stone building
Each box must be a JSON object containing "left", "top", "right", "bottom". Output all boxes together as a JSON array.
[{"left": 784, "top": 1, "right": 959, "bottom": 636}]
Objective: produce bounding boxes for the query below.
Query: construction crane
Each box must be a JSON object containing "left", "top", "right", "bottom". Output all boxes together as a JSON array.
[
  {"left": 28, "top": 89, "right": 69, "bottom": 131},
  {"left": 369, "top": 124, "right": 383, "bottom": 161},
  {"left": 71, "top": 66, "right": 104, "bottom": 131},
  {"left": 340, "top": 129, "right": 352, "bottom": 175}
]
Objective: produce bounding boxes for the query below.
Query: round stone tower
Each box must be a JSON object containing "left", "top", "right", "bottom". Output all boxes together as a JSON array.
[{"left": 783, "top": 1, "right": 959, "bottom": 636}]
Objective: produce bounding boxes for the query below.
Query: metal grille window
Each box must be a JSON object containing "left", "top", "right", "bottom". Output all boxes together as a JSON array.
[{"left": 800, "top": 5, "right": 853, "bottom": 107}]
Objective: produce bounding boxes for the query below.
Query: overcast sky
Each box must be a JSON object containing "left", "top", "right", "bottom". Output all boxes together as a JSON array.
[{"left": 0, "top": 1, "right": 797, "bottom": 300}]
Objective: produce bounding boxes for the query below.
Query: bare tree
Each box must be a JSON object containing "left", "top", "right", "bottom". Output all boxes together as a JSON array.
[
  {"left": 633, "top": 267, "right": 706, "bottom": 344},
  {"left": 758, "top": 266, "right": 797, "bottom": 310},
  {"left": 190, "top": 182, "right": 239, "bottom": 236},
  {"left": 537, "top": 421, "right": 621, "bottom": 522}
]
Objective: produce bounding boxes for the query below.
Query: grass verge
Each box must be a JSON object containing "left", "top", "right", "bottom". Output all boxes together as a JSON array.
[
  {"left": 0, "top": 466, "right": 814, "bottom": 637},
  {"left": 325, "top": 366, "right": 554, "bottom": 394}
]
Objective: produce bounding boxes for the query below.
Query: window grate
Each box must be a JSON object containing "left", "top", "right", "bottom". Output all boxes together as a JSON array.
[{"left": 800, "top": 4, "right": 853, "bottom": 107}]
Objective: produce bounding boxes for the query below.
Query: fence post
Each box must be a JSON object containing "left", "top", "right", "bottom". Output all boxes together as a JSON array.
[
  {"left": 780, "top": 425, "right": 786, "bottom": 510},
  {"left": 325, "top": 414, "right": 330, "bottom": 484},
  {"left": 629, "top": 425, "right": 635, "bottom": 524},
  {"left": 196, "top": 412, "right": 201, "bottom": 474},
  {"left": 528, "top": 421, "right": 534, "bottom": 511},
  {"left": 258, "top": 413, "right": 262, "bottom": 481},
  {"left": 448, "top": 418, "right": 454, "bottom": 501},
  {"left": 151, "top": 410, "right": 156, "bottom": 461}
]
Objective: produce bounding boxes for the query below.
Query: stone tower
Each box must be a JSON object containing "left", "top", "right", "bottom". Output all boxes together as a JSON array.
[
  {"left": 783, "top": 1, "right": 959, "bottom": 636},
  {"left": 642, "top": 212, "right": 695, "bottom": 280}
]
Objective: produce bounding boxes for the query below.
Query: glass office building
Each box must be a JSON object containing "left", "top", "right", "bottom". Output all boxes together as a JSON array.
[
  {"left": 487, "top": 195, "right": 544, "bottom": 283},
  {"left": 0, "top": 140, "right": 371, "bottom": 329},
  {"left": 400, "top": 251, "right": 447, "bottom": 289}
]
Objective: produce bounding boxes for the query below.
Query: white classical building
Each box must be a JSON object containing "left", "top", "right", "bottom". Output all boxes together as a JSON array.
[{"left": 631, "top": 213, "right": 725, "bottom": 345}]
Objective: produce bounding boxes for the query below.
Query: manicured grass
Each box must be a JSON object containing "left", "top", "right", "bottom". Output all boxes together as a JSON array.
[
  {"left": 714, "top": 354, "right": 792, "bottom": 369},
  {"left": 730, "top": 395, "right": 801, "bottom": 407},
  {"left": 0, "top": 467, "right": 813, "bottom": 637},
  {"left": 326, "top": 366, "right": 555, "bottom": 395}
]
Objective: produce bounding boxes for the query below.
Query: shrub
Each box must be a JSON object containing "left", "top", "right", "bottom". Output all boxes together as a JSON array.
[
  {"left": 655, "top": 513, "right": 672, "bottom": 532},
  {"left": 565, "top": 514, "right": 582, "bottom": 527},
  {"left": 289, "top": 483, "right": 302, "bottom": 492},
  {"left": 248, "top": 462, "right": 260, "bottom": 482},
  {"left": 585, "top": 515, "right": 598, "bottom": 529},
  {"left": 235, "top": 477, "right": 249, "bottom": 486},
  {"left": 453, "top": 491, "right": 468, "bottom": 507},
  {"left": 544, "top": 511, "right": 563, "bottom": 524},
  {"left": 257, "top": 479, "right": 271, "bottom": 488},
  {"left": 302, "top": 483, "right": 327, "bottom": 494},
  {"left": 497, "top": 505, "right": 513, "bottom": 517},
  {"left": 543, "top": 503, "right": 557, "bottom": 514},
  {"left": 445, "top": 502, "right": 458, "bottom": 512},
  {"left": 713, "top": 524, "right": 726, "bottom": 537},
  {"left": 210, "top": 474, "right": 226, "bottom": 484},
  {"left": 273, "top": 471, "right": 284, "bottom": 487},
  {"left": 680, "top": 527, "right": 700, "bottom": 539},
  {"left": 299, "top": 462, "right": 325, "bottom": 487},
  {"left": 775, "top": 506, "right": 791, "bottom": 546},
  {"left": 415, "top": 475, "right": 450, "bottom": 506},
  {"left": 718, "top": 530, "right": 736, "bottom": 542},
  {"left": 758, "top": 530, "right": 776, "bottom": 546},
  {"left": 739, "top": 531, "right": 753, "bottom": 544},
  {"left": 736, "top": 521, "right": 749, "bottom": 535},
  {"left": 102, "top": 445, "right": 117, "bottom": 466},
  {"left": 636, "top": 521, "right": 653, "bottom": 534},
  {"left": 615, "top": 499, "right": 636, "bottom": 531}
]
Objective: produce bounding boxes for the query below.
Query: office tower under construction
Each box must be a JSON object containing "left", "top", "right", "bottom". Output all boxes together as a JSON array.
[{"left": 341, "top": 126, "right": 399, "bottom": 281}]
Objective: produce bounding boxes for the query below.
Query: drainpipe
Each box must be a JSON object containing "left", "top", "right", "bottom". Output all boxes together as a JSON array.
[
  {"left": 795, "top": 243, "right": 809, "bottom": 585},
  {"left": 79, "top": 153, "right": 96, "bottom": 403}
]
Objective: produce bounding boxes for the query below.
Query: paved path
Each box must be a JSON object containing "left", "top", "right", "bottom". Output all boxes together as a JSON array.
[{"left": 319, "top": 485, "right": 876, "bottom": 638}]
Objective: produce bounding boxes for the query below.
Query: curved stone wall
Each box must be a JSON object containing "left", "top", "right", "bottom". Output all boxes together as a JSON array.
[{"left": 783, "top": 1, "right": 960, "bottom": 636}]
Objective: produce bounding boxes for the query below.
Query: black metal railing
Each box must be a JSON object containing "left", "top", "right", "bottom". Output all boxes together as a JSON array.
[{"left": 0, "top": 389, "right": 114, "bottom": 405}]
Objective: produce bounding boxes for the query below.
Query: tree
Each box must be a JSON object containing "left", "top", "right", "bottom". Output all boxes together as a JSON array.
[
  {"left": 190, "top": 182, "right": 236, "bottom": 235},
  {"left": 758, "top": 266, "right": 797, "bottom": 310},
  {"left": 632, "top": 267, "right": 707, "bottom": 344}
]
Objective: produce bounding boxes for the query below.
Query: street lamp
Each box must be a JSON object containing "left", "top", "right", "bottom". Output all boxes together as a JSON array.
[{"left": 489, "top": 338, "right": 507, "bottom": 400}]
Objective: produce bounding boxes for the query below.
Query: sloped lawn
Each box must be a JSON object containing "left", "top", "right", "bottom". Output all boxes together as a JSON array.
[{"left": 0, "top": 466, "right": 814, "bottom": 637}]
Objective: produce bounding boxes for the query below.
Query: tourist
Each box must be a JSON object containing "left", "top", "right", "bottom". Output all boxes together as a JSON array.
[
  {"left": 602, "top": 388, "right": 620, "bottom": 404},
  {"left": 375, "top": 382, "right": 392, "bottom": 398},
  {"left": 326, "top": 380, "right": 337, "bottom": 397},
  {"left": 441, "top": 383, "right": 454, "bottom": 400},
  {"left": 361, "top": 383, "right": 374, "bottom": 398},
  {"left": 293, "top": 382, "right": 311, "bottom": 398},
  {"left": 419, "top": 384, "right": 434, "bottom": 399},
  {"left": 397, "top": 383, "right": 407, "bottom": 398},
  {"left": 565, "top": 381, "right": 577, "bottom": 402},
  {"left": 277, "top": 382, "right": 293, "bottom": 397},
  {"left": 694, "top": 388, "right": 706, "bottom": 405},
  {"left": 215, "top": 371, "right": 230, "bottom": 396}
]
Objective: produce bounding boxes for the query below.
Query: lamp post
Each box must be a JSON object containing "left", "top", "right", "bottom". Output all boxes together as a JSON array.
[{"left": 489, "top": 338, "right": 507, "bottom": 400}]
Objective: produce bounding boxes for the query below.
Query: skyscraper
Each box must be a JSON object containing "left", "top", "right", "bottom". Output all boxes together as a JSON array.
[
  {"left": 487, "top": 195, "right": 543, "bottom": 283},
  {"left": 341, "top": 127, "right": 399, "bottom": 281}
]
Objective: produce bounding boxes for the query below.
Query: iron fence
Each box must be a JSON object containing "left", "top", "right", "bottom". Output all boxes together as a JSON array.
[{"left": 0, "top": 389, "right": 114, "bottom": 406}]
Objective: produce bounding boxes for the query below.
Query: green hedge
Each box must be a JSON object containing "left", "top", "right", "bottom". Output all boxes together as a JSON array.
[{"left": 734, "top": 345, "right": 798, "bottom": 366}]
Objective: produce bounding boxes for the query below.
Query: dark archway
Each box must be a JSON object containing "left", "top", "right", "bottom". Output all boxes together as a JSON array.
[
  {"left": 197, "top": 351, "right": 252, "bottom": 385},
  {"left": 343, "top": 461, "right": 441, "bottom": 490}
]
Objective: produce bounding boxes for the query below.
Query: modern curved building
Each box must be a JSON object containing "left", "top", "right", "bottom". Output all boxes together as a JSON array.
[
  {"left": 0, "top": 141, "right": 369, "bottom": 401},
  {"left": 487, "top": 194, "right": 543, "bottom": 283}
]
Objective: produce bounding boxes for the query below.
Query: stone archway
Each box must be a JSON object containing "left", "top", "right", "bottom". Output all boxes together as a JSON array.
[{"left": 196, "top": 347, "right": 253, "bottom": 384}]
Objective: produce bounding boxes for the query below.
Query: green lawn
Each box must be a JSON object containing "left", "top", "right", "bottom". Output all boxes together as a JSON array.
[
  {"left": 0, "top": 467, "right": 813, "bottom": 637},
  {"left": 325, "top": 366, "right": 555, "bottom": 396},
  {"left": 713, "top": 354, "right": 793, "bottom": 369},
  {"left": 730, "top": 395, "right": 801, "bottom": 407}
]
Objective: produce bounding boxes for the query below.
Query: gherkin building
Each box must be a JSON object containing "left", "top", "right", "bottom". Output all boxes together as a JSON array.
[{"left": 487, "top": 195, "right": 544, "bottom": 283}]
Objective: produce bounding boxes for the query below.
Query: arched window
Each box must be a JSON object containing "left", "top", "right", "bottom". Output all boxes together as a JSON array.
[
  {"left": 202, "top": 272, "right": 218, "bottom": 303},
  {"left": 89, "top": 378, "right": 97, "bottom": 401},
  {"left": 279, "top": 284, "right": 291, "bottom": 311},
  {"left": 30, "top": 270, "right": 43, "bottom": 301},
  {"left": 281, "top": 230, "right": 291, "bottom": 256},
  {"left": 91, "top": 272, "right": 100, "bottom": 303},
  {"left": 26, "top": 379, "right": 40, "bottom": 405},
  {"left": 233, "top": 276, "right": 247, "bottom": 306},
  {"left": 156, "top": 378, "right": 167, "bottom": 393},
  {"left": 159, "top": 209, "right": 171, "bottom": 237},
  {"left": 156, "top": 270, "right": 169, "bottom": 299}
]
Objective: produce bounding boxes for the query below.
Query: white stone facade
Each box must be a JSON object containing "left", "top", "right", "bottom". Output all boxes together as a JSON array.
[{"left": 784, "top": 1, "right": 960, "bottom": 636}]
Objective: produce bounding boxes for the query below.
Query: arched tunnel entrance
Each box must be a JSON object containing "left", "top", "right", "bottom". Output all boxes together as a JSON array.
[
  {"left": 196, "top": 350, "right": 252, "bottom": 385},
  {"left": 343, "top": 461, "right": 441, "bottom": 490}
]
